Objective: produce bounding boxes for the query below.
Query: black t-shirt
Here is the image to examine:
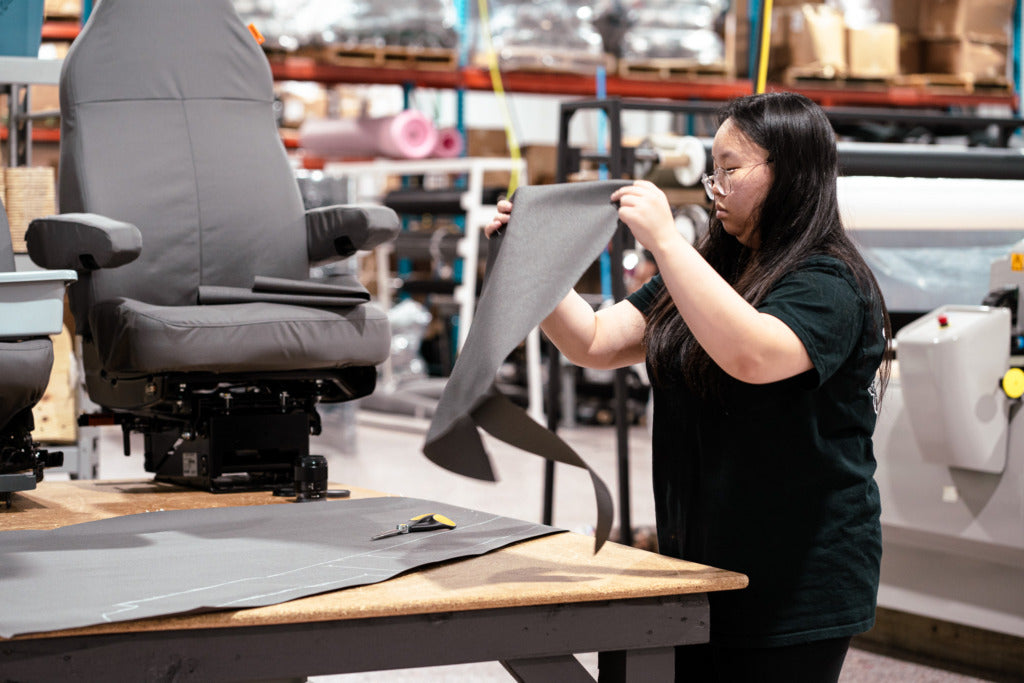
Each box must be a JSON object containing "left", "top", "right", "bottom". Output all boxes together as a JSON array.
[{"left": 627, "top": 255, "right": 884, "bottom": 647}]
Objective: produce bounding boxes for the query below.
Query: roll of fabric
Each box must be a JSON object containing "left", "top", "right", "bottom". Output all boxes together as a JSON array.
[
  {"left": 299, "top": 111, "right": 438, "bottom": 159},
  {"left": 431, "top": 127, "right": 465, "bottom": 158}
]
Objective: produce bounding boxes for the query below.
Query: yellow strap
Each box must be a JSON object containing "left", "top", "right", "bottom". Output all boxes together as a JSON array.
[
  {"left": 755, "top": 0, "right": 774, "bottom": 94},
  {"left": 476, "top": 0, "right": 521, "bottom": 196}
]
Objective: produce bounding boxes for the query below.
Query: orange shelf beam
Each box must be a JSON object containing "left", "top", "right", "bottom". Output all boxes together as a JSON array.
[
  {"left": 0, "top": 126, "right": 61, "bottom": 143},
  {"left": 41, "top": 20, "right": 81, "bottom": 41}
]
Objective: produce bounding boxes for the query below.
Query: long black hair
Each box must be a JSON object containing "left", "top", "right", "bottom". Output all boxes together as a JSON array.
[{"left": 643, "top": 92, "right": 891, "bottom": 399}]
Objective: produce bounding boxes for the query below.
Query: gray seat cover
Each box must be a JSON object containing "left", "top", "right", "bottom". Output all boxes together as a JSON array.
[
  {"left": 58, "top": 0, "right": 388, "bottom": 376},
  {"left": 0, "top": 202, "right": 53, "bottom": 431}
]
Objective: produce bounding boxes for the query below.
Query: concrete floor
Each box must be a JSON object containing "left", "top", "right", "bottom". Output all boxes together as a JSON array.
[{"left": 91, "top": 402, "right": 994, "bottom": 682}]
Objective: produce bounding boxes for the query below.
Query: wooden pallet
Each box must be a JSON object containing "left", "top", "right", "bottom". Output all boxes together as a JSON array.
[
  {"left": 899, "top": 72, "right": 1013, "bottom": 95},
  {"left": 316, "top": 44, "right": 458, "bottom": 71},
  {"left": 782, "top": 66, "right": 897, "bottom": 88},
  {"left": 618, "top": 58, "right": 731, "bottom": 81}
]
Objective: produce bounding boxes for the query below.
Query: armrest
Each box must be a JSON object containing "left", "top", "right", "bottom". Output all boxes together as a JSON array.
[
  {"left": 25, "top": 213, "right": 143, "bottom": 271},
  {"left": 306, "top": 204, "right": 399, "bottom": 264}
]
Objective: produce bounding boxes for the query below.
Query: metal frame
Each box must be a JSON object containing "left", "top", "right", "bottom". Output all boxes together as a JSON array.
[
  {"left": 1, "top": 594, "right": 707, "bottom": 681},
  {"left": 1, "top": 57, "right": 62, "bottom": 168}
]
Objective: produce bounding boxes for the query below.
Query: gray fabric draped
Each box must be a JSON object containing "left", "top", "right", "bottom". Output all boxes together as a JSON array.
[{"left": 424, "top": 180, "right": 631, "bottom": 553}]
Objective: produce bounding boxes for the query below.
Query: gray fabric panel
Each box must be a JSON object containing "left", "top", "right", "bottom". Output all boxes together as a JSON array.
[
  {"left": 25, "top": 213, "right": 142, "bottom": 271},
  {"left": 423, "top": 180, "right": 631, "bottom": 553},
  {"left": 68, "top": 100, "right": 202, "bottom": 312},
  {"left": 306, "top": 205, "right": 401, "bottom": 262},
  {"left": 185, "top": 99, "right": 308, "bottom": 287},
  {"left": 253, "top": 275, "right": 370, "bottom": 298},
  {"left": 0, "top": 340, "right": 53, "bottom": 432},
  {"left": 0, "top": 200, "right": 14, "bottom": 272},
  {"left": 198, "top": 286, "right": 368, "bottom": 308},
  {"left": 62, "top": 0, "right": 272, "bottom": 104},
  {"left": 0, "top": 496, "right": 561, "bottom": 638},
  {"left": 90, "top": 298, "right": 391, "bottom": 374}
]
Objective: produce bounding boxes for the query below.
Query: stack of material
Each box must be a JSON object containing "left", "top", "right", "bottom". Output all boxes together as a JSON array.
[
  {"left": 233, "top": 0, "right": 458, "bottom": 59},
  {"left": 2, "top": 167, "right": 55, "bottom": 254},
  {"left": 615, "top": 0, "right": 733, "bottom": 79},
  {"left": 772, "top": 2, "right": 900, "bottom": 83},
  {"left": 474, "top": 0, "right": 610, "bottom": 74}
]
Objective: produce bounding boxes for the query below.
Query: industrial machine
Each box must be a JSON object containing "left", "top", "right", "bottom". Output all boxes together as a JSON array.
[{"left": 850, "top": 176, "right": 1024, "bottom": 640}]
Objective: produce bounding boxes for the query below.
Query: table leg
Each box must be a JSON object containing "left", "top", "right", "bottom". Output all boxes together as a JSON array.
[
  {"left": 501, "top": 654, "right": 594, "bottom": 682},
  {"left": 598, "top": 647, "right": 675, "bottom": 682}
]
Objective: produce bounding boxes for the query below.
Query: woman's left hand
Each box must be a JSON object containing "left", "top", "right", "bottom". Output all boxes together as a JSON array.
[{"left": 611, "top": 180, "right": 678, "bottom": 255}]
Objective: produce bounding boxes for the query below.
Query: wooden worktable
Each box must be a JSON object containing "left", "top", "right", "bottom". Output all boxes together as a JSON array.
[{"left": 1, "top": 480, "right": 747, "bottom": 681}]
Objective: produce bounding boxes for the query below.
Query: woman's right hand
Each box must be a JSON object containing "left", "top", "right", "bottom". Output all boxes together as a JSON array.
[{"left": 484, "top": 199, "right": 513, "bottom": 238}]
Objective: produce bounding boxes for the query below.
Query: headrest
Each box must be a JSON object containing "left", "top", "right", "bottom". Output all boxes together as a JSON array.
[{"left": 63, "top": 0, "right": 272, "bottom": 105}]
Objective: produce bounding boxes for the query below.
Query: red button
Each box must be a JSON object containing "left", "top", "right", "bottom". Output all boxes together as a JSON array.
[{"left": 938, "top": 315, "right": 949, "bottom": 327}]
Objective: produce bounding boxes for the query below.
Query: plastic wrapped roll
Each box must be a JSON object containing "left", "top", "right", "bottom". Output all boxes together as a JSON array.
[
  {"left": 299, "top": 111, "right": 438, "bottom": 160},
  {"left": 432, "top": 127, "right": 465, "bottom": 158}
]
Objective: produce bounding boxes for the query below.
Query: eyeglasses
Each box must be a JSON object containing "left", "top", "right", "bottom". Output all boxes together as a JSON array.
[{"left": 701, "top": 161, "right": 770, "bottom": 200}]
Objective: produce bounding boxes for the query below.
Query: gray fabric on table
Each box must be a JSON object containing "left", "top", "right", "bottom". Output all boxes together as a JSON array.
[
  {"left": 0, "top": 496, "right": 560, "bottom": 638},
  {"left": 423, "top": 180, "right": 630, "bottom": 553}
]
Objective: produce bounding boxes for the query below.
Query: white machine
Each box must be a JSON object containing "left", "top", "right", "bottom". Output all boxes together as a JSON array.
[{"left": 871, "top": 237, "right": 1024, "bottom": 639}]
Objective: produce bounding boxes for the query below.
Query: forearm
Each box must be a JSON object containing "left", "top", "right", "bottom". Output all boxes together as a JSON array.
[{"left": 540, "top": 290, "right": 645, "bottom": 370}]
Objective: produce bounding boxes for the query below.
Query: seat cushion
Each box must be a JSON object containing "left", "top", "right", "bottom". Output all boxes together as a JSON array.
[
  {"left": 90, "top": 298, "right": 390, "bottom": 375},
  {"left": 0, "top": 340, "right": 53, "bottom": 431}
]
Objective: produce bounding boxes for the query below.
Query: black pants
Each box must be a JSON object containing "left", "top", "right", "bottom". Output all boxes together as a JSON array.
[{"left": 673, "top": 636, "right": 851, "bottom": 683}]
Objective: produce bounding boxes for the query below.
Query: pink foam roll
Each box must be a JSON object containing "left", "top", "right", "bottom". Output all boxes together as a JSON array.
[
  {"left": 299, "top": 110, "right": 438, "bottom": 160},
  {"left": 431, "top": 127, "right": 465, "bottom": 158}
]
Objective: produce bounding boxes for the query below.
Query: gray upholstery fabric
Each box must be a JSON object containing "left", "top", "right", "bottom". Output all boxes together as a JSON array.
[
  {"left": 198, "top": 287, "right": 368, "bottom": 308},
  {"left": 424, "top": 181, "right": 631, "bottom": 553},
  {"left": 307, "top": 205, "right": 401, "bottom": 262},
  {"left": 89, "top": 298, "right": 390, "bottom": 374},
  {"left": 48, "top": 0, "right": 394, "bottom": 384},
  {"left": 26, "top": 213, "right": 141, "bottom": 271},
  {"left": 253, "top": 275, "right": 370, "bottom": 298},
  {"left": 58, "top": 0, "right": 309, "bottom": 327},
  {"left": 0, "top": 202, "right": 53, "bottom": 431},
  {"left": 0, "top": 340, "right": 53, "bottom": 432}
]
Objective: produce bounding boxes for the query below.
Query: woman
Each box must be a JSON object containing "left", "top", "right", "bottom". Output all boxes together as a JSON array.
[{"left": 488, "top": 92, "right": 890, "bottom": 682}]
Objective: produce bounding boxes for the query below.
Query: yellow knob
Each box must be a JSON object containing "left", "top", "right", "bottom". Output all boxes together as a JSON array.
[{"left": 1002, "top": 368, "right": 1024, "bottom": 399}]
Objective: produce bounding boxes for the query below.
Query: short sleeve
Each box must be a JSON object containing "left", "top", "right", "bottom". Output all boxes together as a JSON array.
[
  {"left": 758, "top": 259, "right": 865, "bottom": 388},
  {"left": 626, "top": 273, "right": 663, "bottom": 315}
]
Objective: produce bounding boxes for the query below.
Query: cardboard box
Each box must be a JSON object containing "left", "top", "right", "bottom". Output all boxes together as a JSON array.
[
  {"left": 893, "top": 0, "right": 923, "bottom": 33},
  {"left": 923, "top": 38, "right": 1007, "bottom": 79},
  {"left": 847, "top": 23, "right": 899, "bottom": 78},
  {"left": 787, "top": 4, "right": 847, "bottom": 77},
  {"left": 919, "top": 0, "right": 1013, "bottom": 44},
  {"left": 900, "top": 34, "right": 923, "bottom": 74}
]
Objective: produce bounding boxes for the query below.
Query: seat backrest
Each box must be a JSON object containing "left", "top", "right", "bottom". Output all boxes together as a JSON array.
[
  {"left": 0, "top": 199, "right": 15, "bottom": 273},
  {"left": 59, "top": 0, "right": 308, "bottom": 318}
]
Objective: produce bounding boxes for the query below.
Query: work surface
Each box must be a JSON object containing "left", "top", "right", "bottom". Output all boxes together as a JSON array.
[{"left": 1, "top": 480, "right": 747, "bottom": 681}]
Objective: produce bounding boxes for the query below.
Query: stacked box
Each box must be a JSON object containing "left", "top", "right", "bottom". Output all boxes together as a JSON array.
[
  {"left": 918, "top": 0, "right": 1013, "bottom": 81},
  {"left": 847, "top": 22, "right": 899, "bottom": 79},
  {"left": 893, "top": 0, "right": 923, "bottom": 73},
  {"left": 781, "top": 4, "right": 848, "bottom": 78}
]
